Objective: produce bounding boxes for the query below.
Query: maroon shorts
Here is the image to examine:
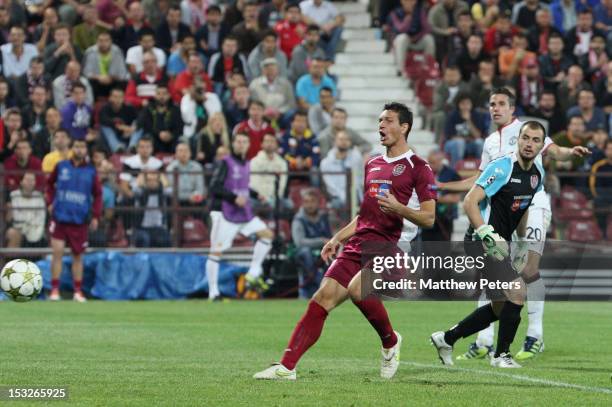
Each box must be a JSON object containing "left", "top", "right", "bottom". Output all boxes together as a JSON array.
[
  {"left": 324, "top": 256, "right": 362, "bottom": 288},
  {"left": 49, "top": 220, "right": 89, "bottom": 255}
]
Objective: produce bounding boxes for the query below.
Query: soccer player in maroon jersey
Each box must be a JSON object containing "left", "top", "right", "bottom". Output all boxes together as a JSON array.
[{"left": 254, "top": 102, "right": 437, "bottom": 380}]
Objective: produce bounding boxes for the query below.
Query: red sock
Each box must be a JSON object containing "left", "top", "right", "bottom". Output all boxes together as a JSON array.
[
  {"left": 51, "top": 279, "right": 60, "bottom": 291},
  {"left": 73, "top": 280, "right": 82, "bottom": 293},
  {"left": 353, "top": 297, "right": 397, "bottom": 348},
  {"left": 280, "top": 301, "right": 328, "bottom": 370}
]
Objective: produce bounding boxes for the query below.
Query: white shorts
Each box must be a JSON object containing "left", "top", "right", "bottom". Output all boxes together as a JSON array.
[
  {"left": 209, "top": 211, "right": 267, "bottom": 252},
  {"left": 523, "top": 207, "right": 552, "bottom": 256}
]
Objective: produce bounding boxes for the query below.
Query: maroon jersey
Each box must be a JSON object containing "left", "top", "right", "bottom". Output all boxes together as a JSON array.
[{"left": 339, "top": 150, "right": 436, "bottom": 261}]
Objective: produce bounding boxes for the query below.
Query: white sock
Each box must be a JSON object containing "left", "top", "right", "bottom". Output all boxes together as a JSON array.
[
  {"left": 246, "top": 238, "right": 272, "bottom": 279},
  {"left": 206, "top": 256, "right": 220, "bottom": 298},
  {"left": 526, "top": 278, "right": 545, "bottom": 340},
  {"left": 475, "top": 294, "right": 495, "bottom": 348}
]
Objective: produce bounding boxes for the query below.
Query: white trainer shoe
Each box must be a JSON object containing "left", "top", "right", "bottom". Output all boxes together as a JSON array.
[
  {"left": 73, "top": 292, "right": 87, "bottom": 303},
  {"left": 490, "top": 353, "right": 522, "bottom": 368},
  {"left": 253, "top": 363, "right": 296, "bottom": 380},
  {"left": 380, "top": 331, "right": 402, "bottom": 379},
  {"left": 430, "top": 331, "right": 454, "bottom": 366},
  {"left": 48, "top": 289, "right": 60, "bottom": 301}
]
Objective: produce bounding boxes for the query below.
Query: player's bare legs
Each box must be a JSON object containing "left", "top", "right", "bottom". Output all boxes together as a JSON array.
[
  {"left": 49, "top": 238, "right": 65, "bottom": 301},
  {"left": 72, "top": 252, "right": 86, "bottom": 302}
]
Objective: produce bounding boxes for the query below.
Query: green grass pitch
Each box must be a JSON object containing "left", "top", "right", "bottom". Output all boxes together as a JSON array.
[{"left": 0, "top": 300, "right": 611, "bottom": 406}]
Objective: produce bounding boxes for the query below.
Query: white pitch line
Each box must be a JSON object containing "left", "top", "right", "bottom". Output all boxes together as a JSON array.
[{"left": 402, "top": 361, "right": 612, "bottom": 395}]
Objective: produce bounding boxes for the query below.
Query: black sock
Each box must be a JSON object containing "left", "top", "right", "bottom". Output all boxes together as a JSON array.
[
  {"left": 444, "top": 304, "right": 498, "bottom": 346},
  {"left": 495, "top": 301, "right": 523, "bottom": 357}
]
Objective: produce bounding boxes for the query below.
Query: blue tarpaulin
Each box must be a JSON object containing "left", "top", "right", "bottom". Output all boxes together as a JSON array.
[{"left": 34, "top": 252, "right": 247, "bottom": 300}]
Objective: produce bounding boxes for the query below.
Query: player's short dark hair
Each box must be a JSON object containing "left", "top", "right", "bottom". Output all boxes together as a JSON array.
[
  {"left": 490, "top": 87, "right": 516, "bottom": 107},
  {"left": 383, "top": 102, "right": 413, "bottom": 140},
  {"left": 519, "top": 121, "right": 546, "bottom": 141}
]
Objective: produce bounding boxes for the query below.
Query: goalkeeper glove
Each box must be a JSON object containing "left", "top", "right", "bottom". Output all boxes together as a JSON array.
[{"left": 475, "top": 225, "right": 509, "bottom": 261}]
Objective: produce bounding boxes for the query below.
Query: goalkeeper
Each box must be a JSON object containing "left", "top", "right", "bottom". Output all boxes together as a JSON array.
[{"left": 431, "top": 121, "right": 546, "bottom": 368}]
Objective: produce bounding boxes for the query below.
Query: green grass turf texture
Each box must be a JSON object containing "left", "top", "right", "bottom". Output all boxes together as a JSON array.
[{"left": 0, "top": 300, "right": 611, "bottom": 406}]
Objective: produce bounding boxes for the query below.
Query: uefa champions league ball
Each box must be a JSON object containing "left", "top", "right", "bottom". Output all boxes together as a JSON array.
[{"left": 0, "top": 259, "right": 43, "bottom": 302}]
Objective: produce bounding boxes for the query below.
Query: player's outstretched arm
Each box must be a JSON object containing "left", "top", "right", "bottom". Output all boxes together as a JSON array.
[
  {"left": 437, "top": 173, "right": 479, "bottom": 192},
  {"left": 321, "top": 215, "right": 359, "bottom": 263},
  {"left": 546, "top": 144, "right": 591, "bottom": 161}
]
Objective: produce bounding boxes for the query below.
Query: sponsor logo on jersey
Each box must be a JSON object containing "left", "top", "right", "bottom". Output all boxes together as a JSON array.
[
  {"left": 530, "top": 175, "right": 539, "bottom": 189},
  {"left": 510, "top": 178, "right": 522, "bottom": 183},
  {"left": 369, "top": 167, "right": 381, "bottom": 173},
  {"left": 511, "top": 198, "right": 532, "bottom": 211},
  {"left": 392, "top": 164, "right": 406, "bottom": 176},
  {"left": 59, "top": 167, "right": 70, "bottom": 181},
  {"left": 368, "top": 182, "right": 391, "bottom": 198},
  {"left": 378, "top": 183, "right": 391, "bottom": 197},
  {"left": 368, "top": 183, "right": 379, "bottom": 197}
]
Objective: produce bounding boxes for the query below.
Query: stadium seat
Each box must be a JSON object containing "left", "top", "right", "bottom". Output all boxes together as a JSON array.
[
  {"left": 181, "top": 218, "right": 210, "bottom": 247},
  {"left": 404, "top": 51, "right": 427, "bottom": 82},
  {"left": 454, "top": 158, "right": 481, "bottom": 179},
  {"left": 107, "top": 219, "right": 129, "bottom": 248},
  {"left": 266, "top": 219, "right": 292, "bottom": 241},
  {"left": 554, "top": 186, "right": 594, "bottom": 221},
  {"left": 288, "top": 180, "right": 311, "bottom": 208},
  {"left": 565, "top": 219, "right": 603, "bottom": 242}
]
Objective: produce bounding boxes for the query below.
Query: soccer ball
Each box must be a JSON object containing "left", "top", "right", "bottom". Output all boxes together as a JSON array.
[{"left": 0, "top": 259, "right": 43, "bottom": 302}]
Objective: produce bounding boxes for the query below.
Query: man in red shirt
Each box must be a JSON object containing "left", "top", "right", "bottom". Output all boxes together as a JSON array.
[
  {"left": 3, "top": 139, "right": 44, "bottom": 191},
  {"left": 171, "top": 51, "right": 213, "bottom": 103},
  {"left": 275, "top": 3, "right": 307, "bottom": 59},
  {"left": 125, "top": 50, "right": 170, "bottom": 108},
  {"left": 254, "top": 102, "right": 437, "bottom": 380},
  {"left": 232, "top": 100, "right": 275, "bottom": 160}
]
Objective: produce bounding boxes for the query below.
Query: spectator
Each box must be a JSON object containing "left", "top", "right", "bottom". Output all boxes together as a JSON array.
[
  {"left": 318, "top": 107, "right": 372, "bottom": 157},
  {"left": 166, "top": 141, "right": 206, "bottom": 205},
  {"left": 171, "top": 52, "right": 214, "bottom": 103},
  {"left": 388, "top": 0, "right": 435, "bottom": 77},
  {"left": 43, "top": 23, "right": 82, "bottom": 80},
  {"left": 232, "top": 100, "right": 275, "bottom": 160},
  {"left": 483, "top": 9, "right": 519, "bottom": 56},
  {"left": 231, "top": 1, "right": 263, "bottom": 55},
  {"left": 594, "top": 0, "right": 612, "bottom": 34},
  {"left": 73, "top": 5, "right": 109, "bottom": 53},
  {"left": 553, "top": 115, "right": 591, "bottom": 170},
  {"left": 191, "top": 111, "right": 230, "bottom": 166},
  {"left": 42, "top": 129, "right": 72, "bottom": 173},
  {"left": 137, "top": 85, "right": 183, "bottom": 154},
  {"left": 223, "top": 0, "right": 246, "bottom": 28},
  {"left": 247, "top": 30, "right": 288, "bottom": 81},
  {"left": 181, "top": 0, "right": 208, "bottom": 33},
  {"left": 587, "top": 128, "right": 609, "bottom": 166},
  {"left": 300, "top": 0, "right": 345, "bottom": 61},
  {"left": 557, "top": 64, "right": 590, "bottom": 112},
  {"left": 453, "top": 34, "right": 486, "bottom": 82},
  {"left": 498, "top": 33, "right": 537, "bottom": 81},
  {"left": 539, "top": 33, "right": 575, "bottom": 90},
  {"left": 288, "top": 24, "right": 326, "bottom": 83},
  {"left": 550, "top": 0, "right": 577, "bottom": 34},
  {"left": 259, "top": 0, "right": 285, "bottom": 29},
  {"left": 295, "top": 57, "right": 337, "bottom": 110},
  {"left": 60, "top": 82, "right": 93, "bottom": 141},
  {"left": 512, "top": 0, "right": 541, "bottom": 33},
  {"left": 432, "top": 65, "right": 469, "bottom": 140},
  {"left": 471, "top": 0, "right": 506, "bottom": 32},
  {"left": 578, "top": 34, "right": 609, "bottom": 84},
  {"left": 5, "top": 172, "right": 46, "bottom": 248},
  {"left": 0, "top": 77, "right": 15, "bottom": 116},
  {"left": 515, "top": 59, "right": 544, "bottom": 116},
  {"left": 195, "top": 5, "right": 229, "bottom": 58},
  {"left": 180, "top": 82, "right": 223, "bottom": 139},
  {"left": 291, "top": 187, "right": 332, "bottom": 298},
  {"left": 594, "top": 61, "right": 612, "bottom": 111},
  {"left": 100, "top": 87, "right": 140, "bottom": 153},
  {"left": 132, "top": 171, "right": 172, "bottom": 247},
  {"left": 448, "top": 11, "right": 477, "bottom": 57},
  {"left": 0, "top": 108, "right": 28, "bottom": 161},
  {"left": 125, "top": 50, "right": 170, "bottom": 109},
  {"left": 422, "top": 149, "right": 461, "bottom": 241},
  {"left": 88, "top": 158, "right": 117, "bottom": 248},
  {"left": 21, "top": 84, "right": 49, "bottom": 137},
  {"left": 567, "top": 88, "right": 607, "bottom": 134},
  {"left": 427, "top": 0, "right": 469, "bottom": 62},
  {"left": 565, "top": 9, "right": 606, "bottom": 59},
  {"left": 279, "top": 111, "right": 320, "bottom": 174},
  {"left": 97, "top": 0, "right": 128, "bottom": 26},
  {"left": 82, "top": 31, "right": 129, "bottom": 98},
  {"left": 11, "top": 57, "right": 50, "bottom": 107},
  {"left": 1, "top": 25, "right": 38, "bottom": 79},
  {"left": 31, "top": 107, "right": 61, "bottom": 160},
  {"left": 126, "top": 28, "right": 166, "bottom": 75},
  {"left": 224, "top": 84, "right": 250, "bottom": 130},
  {"left": 320, "top": 130, "right": 363, "bottom": 208},
  {"left": 308, "top": 87, "right": 335, "bottom": 135},
  {"left": 207, "top": 35, "right": 248, "bottom": 94},
  {"left": 167, "top": 34, "right": 205, "bottom": 78},
  {"left": 443, "top": 93, "right": 486, "bottom": 167},
  {"left": 52, "top": 60, "right": 94, "bottom": 110},
  {"left": 526, "top": 8, "right": 561, "bottom": 54},
  {"left": 275, "top": 3, "right": 307, "bottom": 59},
  {"left": 155, "top": 5, "right": 191, "bottom": 54},
  {"left": 3, "top": 139, "right": 43, "bottom": 191},
  {"left": 33, "top": 6, "right": 59, "bottom": 54},
  {"left": 249, "top": 58, "right": 296, "bottom": 128},
  {"left": 533, "top": 90, "right": 567, "bottom": 136},
  {"left": 589, "top": 140, "right": 612, "bottom": 237},
  {"left": 119, "top": 137, "right": 163, "bottom": 199},
  {"left": 250, "top": 132, "right": 289, "bottom": 207},
  {"left": 111, "top": 1, "right": 150, "bottom": 53}
]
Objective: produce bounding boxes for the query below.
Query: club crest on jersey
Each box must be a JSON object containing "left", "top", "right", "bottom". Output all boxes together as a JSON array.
[
  {"left": 530, "top": 175, "right": 539, "bottom": 189},
  {"left": 509, "top": 136, "right": 517, "bottom": 145},
  {"left": 392, "top": 164, "right": 406, "bottom": 176}
]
